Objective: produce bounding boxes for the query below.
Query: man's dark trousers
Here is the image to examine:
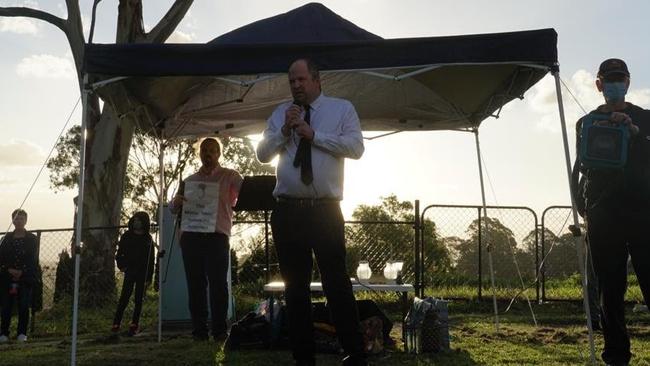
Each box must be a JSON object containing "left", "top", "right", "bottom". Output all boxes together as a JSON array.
[
  {"left": 271, "top": 201, "right": 365, "bottom": 363},
  {"left": 0, "top": 280, "right": 32, "bottom": 336},
  {"left": 180, "top": 232, "right": 230, "bottom": 337},
  {"left": 587, "top": 202, "right": 650, "bottom": 365}
]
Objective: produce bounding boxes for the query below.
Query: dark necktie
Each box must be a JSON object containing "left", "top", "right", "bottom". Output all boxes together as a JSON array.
[{"left": 292, "top": 105, "right": 313, "bottom": 185}]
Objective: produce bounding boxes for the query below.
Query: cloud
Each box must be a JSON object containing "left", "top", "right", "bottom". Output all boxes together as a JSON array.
[
  {"left": 0, "top": 17, "right": 40, "bottom": 35},
  {"left": 0, "top": 140, "right": 46, "bottom": 167},
  {"left": 166, "top": 29, "right": 195, "bottom": 43},
  {"left": 16, "top": 54, "right": 76, "bottom": 79}
]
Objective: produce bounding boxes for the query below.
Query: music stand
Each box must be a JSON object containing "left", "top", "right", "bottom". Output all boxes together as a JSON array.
[{"left": 234, "top": 175, "right": 277, "bottom": 283}]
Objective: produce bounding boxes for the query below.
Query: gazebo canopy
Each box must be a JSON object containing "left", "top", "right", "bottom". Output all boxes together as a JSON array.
[{"left": 84, "top": 2, "right": 557, "bottom": 138}]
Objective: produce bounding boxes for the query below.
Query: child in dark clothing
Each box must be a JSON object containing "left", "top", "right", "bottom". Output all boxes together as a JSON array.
[
  {"left": 112, "top": 211, "right": 155, "bottom": 336},
  {"left": 0, "top": 209, "right": 38, "bottom": 343}
]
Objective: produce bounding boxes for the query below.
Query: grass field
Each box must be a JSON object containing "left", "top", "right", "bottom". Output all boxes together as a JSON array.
[{"left": 2, "top": 300, "right": 650, "bottom": 365}]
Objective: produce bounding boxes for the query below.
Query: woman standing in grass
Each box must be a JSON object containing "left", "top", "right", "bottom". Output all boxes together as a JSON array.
[
  {"left": 112, "top": 211, "right": 155, "bottom": 336},
  {"left": 0, "top": 209, "right": 38, "bottom": 343}
]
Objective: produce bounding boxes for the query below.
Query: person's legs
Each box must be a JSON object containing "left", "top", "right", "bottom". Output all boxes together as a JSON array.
[
  {"left": 180, "top": 232, "right": 209, "bottom": 338},
  {"left": 131, "top": 275, "right": 146, "bottom": 326},
  {"left": 1, "top": 281, "right": 14, "bottom": 336},
  {"left": 626, "top": 210, "right": 650, "bottom": 307},
  {"left": 205, "top": 233, "right": 230, "bottom": 337},
  {"left": 113, "top": 274, "right": 136, "bottom": 326},
  {"left": 312, "top": 203, "right": 365, "bottom": 364},
  {"left": 588, "top": 206, "right": 630, "bottom": 365},
  {"left": 272, "top": 204, "right": 315, "bottom": 364},
  {"left": 16, "top": 285, "right": 32, "bottom": 336}
]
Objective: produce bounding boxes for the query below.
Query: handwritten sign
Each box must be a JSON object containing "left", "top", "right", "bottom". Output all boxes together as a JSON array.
[{"left": 181, "top": 181, "right": 220, "bottom": 233}]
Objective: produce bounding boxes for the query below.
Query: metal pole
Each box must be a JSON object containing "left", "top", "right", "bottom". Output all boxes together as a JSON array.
[
  {"left": 71, "top": 75, "right": 90, "bottom": 366},
  {"left": 264, "top": 210, "right": 270, "bottom": 284},
  {"left": 157, "top": 139, "right": 165, "bottom": 343},
  {"left": 473, "top": 129, "right": 500, "bottom": 332},
  {"left": 414, "top": 200, "right": 421, "bottom": 297},
  {"left": 552, "top": 69, "right": 596, "bottom": 364},
  {"left": 477, "top": 208, "right": 482, "bottom": 301}
]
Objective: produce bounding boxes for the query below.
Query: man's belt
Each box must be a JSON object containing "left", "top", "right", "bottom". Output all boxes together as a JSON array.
[{"left": 276, "top": 196, "right": 340, "bottom": 208}]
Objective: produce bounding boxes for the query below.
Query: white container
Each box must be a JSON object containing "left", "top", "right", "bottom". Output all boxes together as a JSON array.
[{"left": 356, "top": 260, "right": 372, "bottom": 283}]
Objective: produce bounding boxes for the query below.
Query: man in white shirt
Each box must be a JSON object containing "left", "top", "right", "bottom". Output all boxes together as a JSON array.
[{"left": 257, "top": 59, "right": 366, "bottom": 366}]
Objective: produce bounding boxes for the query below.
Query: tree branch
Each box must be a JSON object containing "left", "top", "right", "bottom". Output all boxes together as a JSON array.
[
  {"left": 145, "top": 0, "right": 194, "bottom": 44},
  {"left": 0, "top": 7, "right": 67, "bottom": 33}
]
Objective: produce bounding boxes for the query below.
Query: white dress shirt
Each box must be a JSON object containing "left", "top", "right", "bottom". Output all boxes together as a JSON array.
[{"left": 256, "top": 93, "right": 364, "bottom": 200}]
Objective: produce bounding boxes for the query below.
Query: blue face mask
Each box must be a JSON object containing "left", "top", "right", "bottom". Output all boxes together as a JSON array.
[{"left": 602, "top": 82, "right": 628, "bottom": 103}]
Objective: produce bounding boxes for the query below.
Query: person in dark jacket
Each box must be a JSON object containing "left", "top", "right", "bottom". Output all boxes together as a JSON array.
[
  {"left": 0, "top": 209, "right": 38, "bottom": 343},
  {"left": 574, "top": 58, "right": 650, "bottom": 366},
  {"left": 112, "top": 211, "right": 155, "bottom": 336}
]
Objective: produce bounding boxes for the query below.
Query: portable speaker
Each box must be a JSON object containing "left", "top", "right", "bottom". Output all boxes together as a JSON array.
[{"left": 579, "top": 113, "right": 629, "bottom": 169}]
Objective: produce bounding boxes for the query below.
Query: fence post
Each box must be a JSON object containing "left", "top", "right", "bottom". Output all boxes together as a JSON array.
[
  {"left": 535, "top": 224, "right": 542, "bottom": 303},
  {"left": 477, "top": 207, "right": 482, "bottom": 301},
  {"left": 540, "top": 213, "right": 547, "bottom": 303},
  {"left": 264, "top": 210, "right": 270, "bottom": 284},
  {"left": 414, "top": 200, "right": 421, "bottom": 297}
]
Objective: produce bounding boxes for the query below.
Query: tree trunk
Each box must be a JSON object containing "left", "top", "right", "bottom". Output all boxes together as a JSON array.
[{"left": 79, "top": 96, "right": 136, "bottom": 306}]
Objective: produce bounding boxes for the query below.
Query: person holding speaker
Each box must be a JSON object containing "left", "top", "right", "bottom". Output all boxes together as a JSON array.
[
  {"left": 257, "top": 58, "right": 366, "bottom": 366},
  {"left": 574, "top": 58, "right": 650, "bottom": 366}
]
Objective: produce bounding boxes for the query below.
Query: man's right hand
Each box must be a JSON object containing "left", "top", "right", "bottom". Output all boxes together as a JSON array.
[{"left": 282, "top": 104, "right": 302, "bottom": 136}]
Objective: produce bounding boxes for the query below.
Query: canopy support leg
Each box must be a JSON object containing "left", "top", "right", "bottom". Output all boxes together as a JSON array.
[
  {"left": 473, "top": 129, "right": 500, "bottom": 332},
  {"left": 552, "top": 69, "right": 596, "bottom": 364},
  {"left": 71, "top": 75, "right": 90, "bottom": 366}
]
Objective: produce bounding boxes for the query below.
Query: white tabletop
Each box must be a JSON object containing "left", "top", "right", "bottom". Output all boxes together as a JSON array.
[{"left": 263, "top": 281, "right": 415, "bottom": 293}]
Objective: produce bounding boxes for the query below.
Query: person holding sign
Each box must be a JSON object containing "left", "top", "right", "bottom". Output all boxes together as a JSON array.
[{"left": 170, "top": 138, "right": 243, "bottom": 342}]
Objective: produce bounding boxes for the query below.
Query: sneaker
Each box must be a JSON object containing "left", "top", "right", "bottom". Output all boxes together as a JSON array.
[
  {"left": 0, "top": 335, "right": 8, "bottom": 343},
  {"left": 111, "top": 324, "right": 120, "bottom": 333},
  {"left": 17, "top": 334, "right": 27, "bottom": 342},
  {"left": 127, "top": 324, "right": 140, "bottom": 337}
]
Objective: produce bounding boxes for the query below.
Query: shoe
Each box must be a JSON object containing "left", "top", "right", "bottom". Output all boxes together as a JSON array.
[
  {"left": 111, "top": 324, "right": 120, "bottom": 333},
  {"left": 127, "top": 324, "right": 140, "bottom": 336},
  {"left": 17, "top": 334, "right": 27, "bottom": 342},
  {"left": 0, "top": 335, "right": 8, "bottom": 343}
]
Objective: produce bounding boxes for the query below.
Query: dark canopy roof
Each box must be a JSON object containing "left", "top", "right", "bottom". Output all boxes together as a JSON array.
[{"left": 83, "top": 3, "right": 558, "bottom": 138}]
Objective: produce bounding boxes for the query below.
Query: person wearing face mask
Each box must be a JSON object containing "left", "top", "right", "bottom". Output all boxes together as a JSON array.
[
  {"left": 112, "top": 211, "right": 155, "bottom": 336},
  {"left": 574, "top": 58, "right": 650, "bottom": 366}
]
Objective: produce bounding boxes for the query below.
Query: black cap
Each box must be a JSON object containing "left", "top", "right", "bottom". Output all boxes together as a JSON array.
[{"left": 598, "top": 58, "right": 630, "bottom": 78}]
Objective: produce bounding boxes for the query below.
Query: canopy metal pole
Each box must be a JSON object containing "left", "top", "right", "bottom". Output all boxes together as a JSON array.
[
  {"left": 552, "top": 70, "right": 596, "bottom": 364},
  {"left": 70, "top": 75, "right": 90, "bottom": 366},
  {"left": 473, "top": 129, "right": 500, "bottom": 332},
  {"left": 157, "top": 139, "right": 165, "bottom": 343}
]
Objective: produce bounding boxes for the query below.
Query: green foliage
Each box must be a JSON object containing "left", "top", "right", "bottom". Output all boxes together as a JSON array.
[
  {"left": 452, "top": 217, "right": 532, "bottom": 284},
  {"left": 53, "top": 249, "right": 74, "bottom": 303}
]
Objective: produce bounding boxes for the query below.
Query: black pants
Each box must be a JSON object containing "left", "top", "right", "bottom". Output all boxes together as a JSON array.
[
  {"left": 113, "top": 271, "right": 146, "bottom": 326},
  {"left": 1, "top": 281, "right": 32, "bottom": 336},
  {"left": 587, "top": 204, "right": 650, "bottom": 365},
  {"left": 180, "top": 232, "right": 230, "bottom": 337},
  {"left": 271, "top": 202, "right": 364, "bottom": 363}
]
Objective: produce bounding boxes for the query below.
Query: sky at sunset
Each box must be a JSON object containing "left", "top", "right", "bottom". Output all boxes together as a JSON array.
[{"left": 1, "top": 0, "right": 649, "bottom": 230}]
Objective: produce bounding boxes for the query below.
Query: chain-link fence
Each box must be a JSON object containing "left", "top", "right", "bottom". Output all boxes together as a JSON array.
[
  {"left": 420, "top": 205, "right": 539, "bottom": 302},
  {"left": 540, "top": 206, "right": 644, "bottom": 303},
  {"left": 1, "top": 218, "right": 419, "bottom": 339},
  {"left": 8, "top": 204, "right": 627, "bottom": 340}
]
